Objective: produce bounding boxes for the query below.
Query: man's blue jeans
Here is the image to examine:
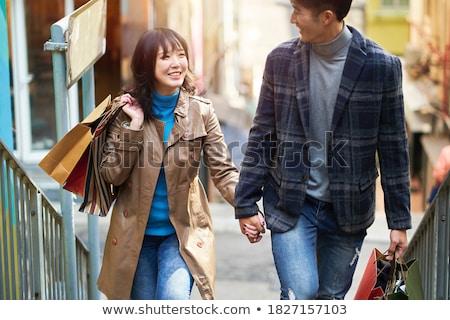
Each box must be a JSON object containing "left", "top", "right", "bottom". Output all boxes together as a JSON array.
[
  {"left": 130, "top": 233, "right": 194, "bottom": 300},
  {"left": 271, "top": 195, "right": 366, "bottom": 300}
]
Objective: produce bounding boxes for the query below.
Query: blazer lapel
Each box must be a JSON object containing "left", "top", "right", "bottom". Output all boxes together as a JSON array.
[
  {"left": 331, "top": 30, "right": 367, "bottom": 131},
  {"left": 294, "top": 42, "right": 312, "bottom": 140}
]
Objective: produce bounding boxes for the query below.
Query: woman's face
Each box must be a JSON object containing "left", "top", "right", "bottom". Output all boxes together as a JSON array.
[{"left": 154, "top": 44, "right": 188, "bottom": 96}]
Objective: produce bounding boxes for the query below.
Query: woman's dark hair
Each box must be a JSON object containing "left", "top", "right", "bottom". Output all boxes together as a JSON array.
[
  {"left": 293, "top": 0, "right": 352, "bottom": 21},
  {"left": 124, "top": 28, "right": 197, "bottom": 120}
]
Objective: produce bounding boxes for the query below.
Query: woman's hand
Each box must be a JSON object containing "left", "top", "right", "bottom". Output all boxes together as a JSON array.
[{"left": 120, "top": 93, "right": 144, "bottom": 130}]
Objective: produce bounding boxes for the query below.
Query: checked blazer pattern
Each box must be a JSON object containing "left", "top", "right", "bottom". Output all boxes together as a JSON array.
[{"left": 234, "top": 25, "right": 411, "bottom": 234}]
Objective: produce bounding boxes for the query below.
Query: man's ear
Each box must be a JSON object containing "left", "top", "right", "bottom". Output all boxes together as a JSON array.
[{"left": 321, "top": 9, "right": 336, "bottom": 25}]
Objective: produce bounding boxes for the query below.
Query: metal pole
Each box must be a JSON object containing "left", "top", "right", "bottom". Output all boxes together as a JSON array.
[
  {"left": 46, "top": 20, "right": 78, "bottom": 299},
  {"left": 81, "top": 67, "right": 101, "bottom": 299}
]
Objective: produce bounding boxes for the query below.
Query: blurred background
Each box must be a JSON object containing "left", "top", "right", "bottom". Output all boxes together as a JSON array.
[{"left": 0, "top": 2, "right": 407, "bottom": 152}]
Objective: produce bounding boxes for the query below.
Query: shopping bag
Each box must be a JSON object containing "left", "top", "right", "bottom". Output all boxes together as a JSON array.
[
  {"left": 62, "top": 147, "right": 90, "bottom": 196},
  {"left": 353, "top": 248, "right": 393, "bottom": 300},
  {"left": 386, "top": 258, "right": 424, "bottom": 300},
  {"left": 38, "top": 95, "right": 112, "bottom": 195},
  {"left": 78, "top": 98, "right": 124, "bottom": 216},
  {"left": 63, "top": 95, "right": 123, "bottom": 196}
]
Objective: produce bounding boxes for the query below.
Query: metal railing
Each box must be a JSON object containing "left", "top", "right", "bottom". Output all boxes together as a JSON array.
[
  {"left": 0, "top": 139, "right": 90, "bottom": 299},
  {"left": 404, "top": 173, "right": 450, "bottom": 299}
]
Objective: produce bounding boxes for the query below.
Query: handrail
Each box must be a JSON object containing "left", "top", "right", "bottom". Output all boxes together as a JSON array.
[
  {"left": 404, "top": 172, "right": 450, "bottom": 299},
  {"left": 0, "top": 139, "right": 90, "bottom": 299}
]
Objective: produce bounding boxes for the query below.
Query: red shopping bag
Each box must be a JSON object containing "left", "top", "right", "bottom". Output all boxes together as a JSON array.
[{"left": 354, "top": 248, "right": 393, "bottom": 300}]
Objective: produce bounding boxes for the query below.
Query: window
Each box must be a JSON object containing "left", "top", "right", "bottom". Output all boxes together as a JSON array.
[{"left": 381, "top": 0, "right": 409, "bottom": 9}]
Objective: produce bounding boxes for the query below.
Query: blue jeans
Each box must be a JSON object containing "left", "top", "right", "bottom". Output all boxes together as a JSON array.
[
  {"left": 130, "top": 233, "right": 194, "bottom": 300},
  {"left": 271, "top": 195, "right": 366, "bottom": 300}
]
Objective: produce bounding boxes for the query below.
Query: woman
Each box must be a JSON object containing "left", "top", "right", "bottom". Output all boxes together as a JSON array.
[{"left": 97, "top": 28, "right": 239, "bottom": 300}]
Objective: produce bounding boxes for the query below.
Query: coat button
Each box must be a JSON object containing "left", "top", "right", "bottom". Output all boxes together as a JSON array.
[
  {"left": 112, "top": 238, "right": 118, "bottom": 245},
  {"left": 123, "top": 210, "right": 128, "bottom": 217},
  {"left": 196, "top": 241, "right": 203, "bottom": 248},
  {"left": 184, "top": 132, "right": 189, "bottom": 138}
]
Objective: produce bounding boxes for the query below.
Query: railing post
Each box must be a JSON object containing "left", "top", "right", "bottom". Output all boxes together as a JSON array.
[
  {"left": 45, "top": 20, "right": 78, "bottom": 299},
  {"left": 32, "top": 191, "right": 46, "bottom": 299}
]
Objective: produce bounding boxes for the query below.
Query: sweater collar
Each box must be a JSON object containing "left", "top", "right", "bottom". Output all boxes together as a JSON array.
[
  {"left": 152, "top": 89, "right": 180, "bottom": 120},
  {"left": 311, "top": 23, "right": 352, "bottom": 58}
]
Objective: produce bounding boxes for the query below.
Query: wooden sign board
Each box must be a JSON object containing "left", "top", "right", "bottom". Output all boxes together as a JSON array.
[{"left": 66, "top": 0, "right": 106, "bottom": 88}]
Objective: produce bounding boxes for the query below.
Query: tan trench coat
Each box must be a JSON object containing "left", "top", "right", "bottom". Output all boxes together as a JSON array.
[{"left": 97, "top": 91, "right": 239, "bottom": 299}]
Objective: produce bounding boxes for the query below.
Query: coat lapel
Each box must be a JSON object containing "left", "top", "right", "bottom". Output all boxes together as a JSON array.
[{"left": 167, "top": 90, "right": 189, "bottom": 148}]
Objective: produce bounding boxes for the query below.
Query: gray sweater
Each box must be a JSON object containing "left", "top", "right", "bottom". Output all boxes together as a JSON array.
[{"left": 307, "top": 24, "right": 352, "bottom": 202}]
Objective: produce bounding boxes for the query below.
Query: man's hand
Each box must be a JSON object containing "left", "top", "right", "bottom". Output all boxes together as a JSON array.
[{"left": 385, "top": 229, "right": 408, "bottom": 261}]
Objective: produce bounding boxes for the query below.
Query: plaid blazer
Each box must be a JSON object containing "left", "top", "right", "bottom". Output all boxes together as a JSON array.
[{"left": 234, "top": 25, "right": 411, "bottom": 233}]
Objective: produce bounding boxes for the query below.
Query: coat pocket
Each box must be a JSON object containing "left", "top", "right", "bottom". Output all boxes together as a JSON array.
[{"left": 188, "top": 176, "right": 212, "bottom": 229}]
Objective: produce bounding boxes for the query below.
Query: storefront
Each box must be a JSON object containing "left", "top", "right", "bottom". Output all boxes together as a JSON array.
[{"left": 7, "top": 0, "right": 124, "bottom": 163}]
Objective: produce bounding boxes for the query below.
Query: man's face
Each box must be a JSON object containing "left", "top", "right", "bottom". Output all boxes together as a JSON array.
[{"left": 289, "top": 1, "right": 327, "bottom": 43}]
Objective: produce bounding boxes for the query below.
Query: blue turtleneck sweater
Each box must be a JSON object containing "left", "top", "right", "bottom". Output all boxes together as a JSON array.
[{"left": 145, "top": 89, "right": 179, "bottom": 236}]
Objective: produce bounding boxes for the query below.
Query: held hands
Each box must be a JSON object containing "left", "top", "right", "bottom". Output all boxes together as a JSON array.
[
  {"left": 385, "top": 229, "right": 408, "bottom": 261},
  {"left": 120, "top": 93, "right": 144, "bottom": 130},
  {"left": 239, "top": 212, "right": 266, "bottom": 243}
]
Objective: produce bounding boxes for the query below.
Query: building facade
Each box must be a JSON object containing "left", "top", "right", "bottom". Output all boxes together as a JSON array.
[{"left": 365, "top": 0, "right": 410, "bottom": 56}]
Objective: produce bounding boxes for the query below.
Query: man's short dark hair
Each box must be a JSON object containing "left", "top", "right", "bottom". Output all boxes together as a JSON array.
[{"left": 293, "top": 0, "right": 353, "bottom": 21}]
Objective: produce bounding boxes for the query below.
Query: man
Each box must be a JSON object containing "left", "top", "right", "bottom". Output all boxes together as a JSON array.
[{"left": 234, "top": 0, "right": 411, "bottom": 300}]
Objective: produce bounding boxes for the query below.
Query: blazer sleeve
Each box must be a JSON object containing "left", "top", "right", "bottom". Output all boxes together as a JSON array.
[{"left": 377, "top": 56, "right": 412, "bottom": 230}]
